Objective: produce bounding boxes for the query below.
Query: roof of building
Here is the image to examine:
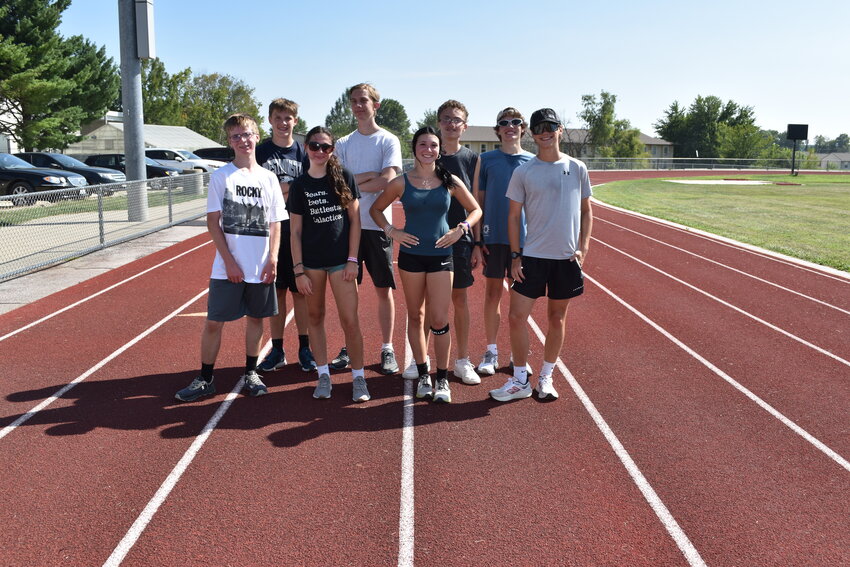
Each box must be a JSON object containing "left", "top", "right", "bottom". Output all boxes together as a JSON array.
[{"left": 818, "top": 152, "right": 850, "bottom": 160}]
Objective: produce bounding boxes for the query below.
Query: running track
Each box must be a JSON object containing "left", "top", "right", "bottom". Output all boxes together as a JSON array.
[{"left": 1, "top": 171, "right": 848, "bottom": 566}]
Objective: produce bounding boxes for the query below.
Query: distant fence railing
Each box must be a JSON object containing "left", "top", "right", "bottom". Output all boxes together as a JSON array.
[{"left": 0, "top": 173, "right": 209, "bottom": 282}]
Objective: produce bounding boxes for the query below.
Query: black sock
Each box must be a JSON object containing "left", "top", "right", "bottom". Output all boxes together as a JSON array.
[
  {"left": 246, "top": 356, "right": 258, "bottom": 374},
  {"left": 201, "top": 363, "right": 214, "bottom": 382},
  {"left": 416, "top": 362, "right": 429, "bottom": 376},
  {"left": 435, "top": 368, "right": 448, "bottom": 381},
  {"left": 272, "top": 338, "right": 283, "bottom": 351},
  {"left": 298, "top": 334, "right": 310, "bottom": 349}
]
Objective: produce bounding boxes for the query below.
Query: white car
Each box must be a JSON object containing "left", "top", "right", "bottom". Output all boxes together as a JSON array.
[{"left": 144, "top": 148, "right": 226, "bottom": 173}]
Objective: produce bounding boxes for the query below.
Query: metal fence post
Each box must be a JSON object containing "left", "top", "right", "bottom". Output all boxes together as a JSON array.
[{"left": 97, "top": 189, "right": 106, "bottom": 246}]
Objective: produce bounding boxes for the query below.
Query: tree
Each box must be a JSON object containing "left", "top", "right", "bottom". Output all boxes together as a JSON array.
[
  {"left": 295, "top": 117, "right": 308, "bottom": 134},
  {"left": 416, "top": 108, "right": 438, "bottom": 131},
  {"left": 718, "top": 123, "right": 770, "bottom": 160},
  {"left": 0, "top": 0, "right": 119, "bottom": 150},
  {"left": 182, "top": 73, "right": 262, "bottom": 144},
  {"left": 814, "top": 133, "right": 850, "bottom": 153},
  {"left": 577, "top": 91, "right": 646, "bottom": 159},
  {"left": 654, "top": 95, "right": 755, "bottom": 158},
  {"left": 324, "top": 91, "right": 355, "bottom": 139},
  {"left": 141, "top": 58, "right": 191, "bottom": 126},
  {"left": 376, "top": 98, "right": 412, "bottom": 158}
]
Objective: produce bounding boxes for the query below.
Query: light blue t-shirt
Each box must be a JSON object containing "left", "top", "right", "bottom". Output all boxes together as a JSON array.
[{"left": 478, "top": 149, "right": 533, "bottom": 246}]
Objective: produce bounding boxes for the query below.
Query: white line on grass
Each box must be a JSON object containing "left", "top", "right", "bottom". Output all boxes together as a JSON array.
[
  {"left": 397, "top": 335, "right": 415, "bottom": 567},
  {"left": 0, "top": 240, "right": 211, "bottom": 343},
  {"left": 594, "top": 238, "right": 850, "bottom": 368},
  {"left": 586, "top": 274, "right": 850, "bottom": 473},
  {"left": 0, "top": 288, "right": 209, "bottom": 441},
  {"left": 596, "top": 217, "right": 850, "bottom": 316}
]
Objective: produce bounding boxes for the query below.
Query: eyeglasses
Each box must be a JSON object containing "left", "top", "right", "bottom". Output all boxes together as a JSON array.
[
  {"left": 307, "top": 141, "right": 335, "bottom": 154},
  {"left": 497, "top": 118, "right": 523, "bottom": 127},
  {"left": 439, "top": 117, "right": 466, "bottom": 125},
  {"left": 229, "top": 132, "right": 256, "bottom": 142},
  {"left": 531, "top": 122, "right": 560, "bottom": 135}
]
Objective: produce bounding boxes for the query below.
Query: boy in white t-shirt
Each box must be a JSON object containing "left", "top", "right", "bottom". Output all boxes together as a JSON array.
[{"left": 175, "top": 114, "right": 286, "bottom": 402}]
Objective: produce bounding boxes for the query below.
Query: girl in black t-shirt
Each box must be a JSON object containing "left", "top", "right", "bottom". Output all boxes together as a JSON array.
[{"left": 289, "top": 127, "right": 368, "bottom": 402}]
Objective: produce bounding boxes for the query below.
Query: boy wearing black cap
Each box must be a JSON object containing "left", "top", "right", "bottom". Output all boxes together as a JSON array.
[{"left": 489, "top": 108, "right": 593, "bottom": 402}]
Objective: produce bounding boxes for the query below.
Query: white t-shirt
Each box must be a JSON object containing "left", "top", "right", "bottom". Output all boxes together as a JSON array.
[
  {"left": 207, "top": 162, "right": 286, "bottom": 282},
  {"left": 335, "top": 127, "right": 402, "bottom": 230}
]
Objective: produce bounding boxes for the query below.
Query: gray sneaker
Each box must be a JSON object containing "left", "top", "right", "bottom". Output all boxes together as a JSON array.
[
  {"left": 380, "top": 349, "right": 399, "bottom": 375},
  {"left": 242, "top": 371, "right": 268, "bottom": 397},
  {"left": 478, "top": 350, "right": 498, "bottom": 375},
  {"left": 416, "top": 375, "right": 433, "bottom": 400},
  {"left": 352, "top": 376, "right": 371, "bottom": 402},
  {"left": 313, "top": 373, "right": 332, "bottom": 399},
  {"left": 433, "top": 377, "right": 451, "bottom": 403}
]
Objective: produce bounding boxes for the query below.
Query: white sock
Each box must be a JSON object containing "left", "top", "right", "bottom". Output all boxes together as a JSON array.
[
  {"left": 317, "top": 364, "right": 330, "bottom": 376},
  {"left": 541, "top": 361, "right": 556, "bottom": 377},
  {"left": 513, "top": 365, "right": 528, "bottom": 384},
  {"left": 382, "top": 343, "right": 394, "bottom": 352},
  {"left": 487, "top": 343, "right": 497, "bottom": 355},
  {"left": 352, "top": 368, "right": 364, "bottom": 379}
]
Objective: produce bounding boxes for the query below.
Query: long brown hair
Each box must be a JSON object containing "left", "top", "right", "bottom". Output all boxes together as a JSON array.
[{"left": 306, "top": 126, "right": 354, "bottom": 209}]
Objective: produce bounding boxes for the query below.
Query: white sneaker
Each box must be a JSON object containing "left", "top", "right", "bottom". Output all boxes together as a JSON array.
[
  {"left": 453, "top": 358, "right": 480, "bottom": 385},
  {"left": 489, "top": 377, "right": 532, "bottom": 402},
  {"left": 433, "top": 377, "right": 451, "bottom": 403},
  {"left": 478, "top": 350, "right": 498, "bottom": 375},
  {"left": 535, "top": 375, "right": 559, "bottom": 400},
  {"left": 402, "top": 356, "right": 429, "bottom": 380}
]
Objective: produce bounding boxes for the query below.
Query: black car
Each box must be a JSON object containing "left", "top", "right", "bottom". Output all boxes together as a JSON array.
[
  {"left": 15, "top": 152, "right": 126, "bottom": 187},
  {"left": 83, "top": 154, "right": 183, "bottom": 184},
  {"left": 0, "top": 153, "right": 88, "bottom": 205},
  {"left": 193, "top": 146, "right": 234, "bottom": 163}
]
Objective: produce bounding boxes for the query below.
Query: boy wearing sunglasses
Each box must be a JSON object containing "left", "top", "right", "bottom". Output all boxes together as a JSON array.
[
  {"left": 255, "top": 98, "right": 317, "bottom": 377},
  {"left": 489, "top": 108, "right": 593, "bottom": 403},
  {"left": 332, "top": 83, "right": 403, "bottom": 375},
  {"left": 175, "top": 114, "right": 286, "bottom": 402},
  {"left": 472, "top": 108, "right": 534, "bottom": 377}
]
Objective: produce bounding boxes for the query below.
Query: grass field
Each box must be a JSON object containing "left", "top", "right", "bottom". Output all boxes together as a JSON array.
[{"left": 592, "top": 174, "right": 850, "bottom": 272}]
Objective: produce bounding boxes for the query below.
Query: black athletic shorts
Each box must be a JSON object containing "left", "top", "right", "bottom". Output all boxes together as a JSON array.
[
  {"left": 511, "top": 256, "right": 584, "bottom": 300},
  {"left": 357, "top": 229, "right": 396, "bottom": 289},
  {"left": 207, "top": 279, "right": 278, "bottom": 322},
  {"left": 483, "top": 243, "right": 514, "bottom": 279},
  {"left": 275, "top": 220, "right": 298, "bottom": 293},
  {"left": 452, "top": 239, "right": 474, "bottom": 289},
  {"left": 398, "top": 251, "right": 453, "bottom": 273}
]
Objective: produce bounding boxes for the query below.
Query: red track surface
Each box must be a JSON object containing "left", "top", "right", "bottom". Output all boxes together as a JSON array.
[{"left": 1, "top": 170, "right": 848, "bottom": 566}]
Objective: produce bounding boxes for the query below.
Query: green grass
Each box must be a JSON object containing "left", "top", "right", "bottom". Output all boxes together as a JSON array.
[{"left": 592, "top": 174, "right": 850, "bottom": 272}]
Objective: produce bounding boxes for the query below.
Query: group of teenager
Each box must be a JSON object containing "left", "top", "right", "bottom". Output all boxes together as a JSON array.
[{"left": 174, "top": 82, "right": 593, "bottom": 406}]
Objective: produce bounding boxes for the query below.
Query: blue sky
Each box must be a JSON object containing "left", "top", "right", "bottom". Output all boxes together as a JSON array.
[{"left": 59, "top": 0, "right": 848, "bottom": 141}]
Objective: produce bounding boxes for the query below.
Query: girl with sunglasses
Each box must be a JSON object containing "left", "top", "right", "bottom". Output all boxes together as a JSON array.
[
  {"left": 288, "top": 126, "right": 369, "bottom": 402},
  {"left": 370, "top": 126, "right": 481, "bottom": 403}
]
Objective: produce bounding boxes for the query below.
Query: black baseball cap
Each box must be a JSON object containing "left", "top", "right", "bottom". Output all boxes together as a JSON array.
[{"left": 530, "top": 108, "right": 561, "bottom": 128}]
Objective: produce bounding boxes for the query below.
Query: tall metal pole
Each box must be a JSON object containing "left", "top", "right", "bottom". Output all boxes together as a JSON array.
[
  {"left": 791, "top": 139, "right": 798, "bottom": 176},
  {"left": 118, "top": 0, "right": 148, "bottom": 221}
]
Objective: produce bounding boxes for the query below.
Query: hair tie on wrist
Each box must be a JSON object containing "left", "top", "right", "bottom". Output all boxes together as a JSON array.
[{"left": 347, "top": 256, "right": 358, "bottom": 263}]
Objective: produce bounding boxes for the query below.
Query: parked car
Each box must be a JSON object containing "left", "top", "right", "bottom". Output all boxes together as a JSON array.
[
  {"left": 193, "top": 146, "right": 234, "bottom": 163},
  {"left": 15, "top": 152, "right": 125, "bottom": 195},
  {"left": 83, "top": 154, "right": 184, "bottom": 185},
  {"left": 0, "top": 153, "right": 88, "bottom": 205},
  {"left": 144, "top": 148, "right": 225, "bottom": 172}
]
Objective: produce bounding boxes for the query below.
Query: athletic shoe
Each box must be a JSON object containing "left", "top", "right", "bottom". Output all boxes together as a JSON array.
[
  {"left": 380, "top": 349, "right": 399, "bottom": 375},
  {"left": 489, "top": 378, "right": 532, "bottom": 402},
  {"left": 352, "top": 376, "right": 371, "bottom": 402},
  {"left": 402, "top": 356, "right": 429, "bottom": 380},
  {"left": 433, "top": 377, "right": 451, "bottom": 403},
  {"left": 330, "top": 347, "right": 350, "bottom": 370},
  {"left": 313, "top": 373, "right": 332, "bottom": 399},
  {"left": 242, "top": 371, "right": 268, "bottom": 397},
  {"left": 298, "top": 346, "right": 317, "bottom": 372},
  {"left": 416, "top": 375, "right": 433, "bottom": 400},
  {"left": 174, "top": 377, "right": 215, "bottom": 402},
  {"left": 453, "top": 358, "right": 480, "bottom": 385},
  {"left": 258, "top": 348, "right": 286, "bottom": 372},
  {"left": 478, "top": 350, "right": 498, "bottom": 375},
  {"left": 535, "top": 375, "right": 559, "bottom": 401}
]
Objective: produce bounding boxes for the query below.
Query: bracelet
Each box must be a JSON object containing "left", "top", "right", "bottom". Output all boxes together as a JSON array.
[
  {"left": 293, "top": 262, "right": 303, "bottom": 268},
  {"left": 294, "top": 272, "right": 305, "bottom": 278},
  {"left": 383, "top": 223, "right": 394, "bottom": 235},
  {"left": 347, "top": 256, "right": 358, "bottom": 263},
  {"left": 459, "top": 221, "right": 470, "bottom": 234},
  {"left": 474, "top": 241, "right": 484, "bottom": 247}
]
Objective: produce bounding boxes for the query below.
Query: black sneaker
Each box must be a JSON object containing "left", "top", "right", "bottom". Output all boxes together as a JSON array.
[
  {"left": 258, "top": 348, "right": 286, "bottom": 372},
  {"left": 298, "top": 346, "right": 318, "bottom": 372},
  {"left": 331, "top": 347, "right": 350, "bottom": 369},
  {"left": 380, "top": 349, "right": 399, "bottom": 375},
  {"left": 175, "top": 377, "right": 216, "bottom": 402}
]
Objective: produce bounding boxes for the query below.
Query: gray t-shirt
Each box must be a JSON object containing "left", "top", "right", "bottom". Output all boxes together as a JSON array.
[{"left": 505, "top": 155, "right": 592, "bottom": 259}]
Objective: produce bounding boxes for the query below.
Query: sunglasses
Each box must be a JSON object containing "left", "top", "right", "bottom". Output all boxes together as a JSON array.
[
  {"left": 307, "top": 141, "right": 335, "bottom": 154},
  {"left": 531, "top": 122, "right": 560, "bottom": 135},
  {"left": 497, "top": 118, "right": 523, "bottom": 127}
]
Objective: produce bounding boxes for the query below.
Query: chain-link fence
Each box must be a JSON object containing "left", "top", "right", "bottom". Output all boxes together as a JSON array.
[{"left": 0, "top": 173, "right": 208, "bottom": 282}]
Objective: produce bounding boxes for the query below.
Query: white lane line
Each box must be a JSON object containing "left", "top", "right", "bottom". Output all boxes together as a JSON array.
[
  {"left": 0, "top": 240, "right": 212, "bottom": 343},
  {"left": 594, "top": 238, "right": 850, "bottom": 368},
  {"left": 0, "top": 288, "right": 209, "bottom": 441},
  {"left": 102, "top": 310, "right": 292, "bottom": 566},
  {"left": 592, "top": 199, "right": 850, "bottom": 283},
  {"left": 523, "top": 308, "right": 707, "bottom": 566},
  {"left": 596, "top": 216, "right": 850, "bottom": 316},
  {"left": 397, "top": 335, "right": 415, "bottom": 567},
  {"left": 586, "top": 273, "right": 850, "bottom": 474}
]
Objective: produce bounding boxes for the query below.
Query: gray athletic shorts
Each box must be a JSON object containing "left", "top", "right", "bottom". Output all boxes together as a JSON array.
[{"left": 207, "top": 279, "right": 278, "bottom": 322}]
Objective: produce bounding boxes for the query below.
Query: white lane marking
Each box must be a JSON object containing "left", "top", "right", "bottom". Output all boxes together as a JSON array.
[
  {"left": 523, "top": 306, "right": 707, "bottom": 566},
  {"left": 592, "top": 199, "right": 850, "bottom": 283},
  {"left": 586, "top": 274, "right": 850, "bottom": 474},
  {"left": 0, "top": 240, "right": 212, "bottom": 343},
  {"left": 102, "top": 310, "right": 293, "bottom": 566},
  {"left": 0, "top": 289, "right": 209, "bottom": 441},
  {"left": 397, "top": 334, "right": 415, "bottom": 567},
  {"left": 596, "top": 216, "right": 850, "bottom": 316},
  {"left": 594, "top": 238, "right": 850, "bottom": 368}
]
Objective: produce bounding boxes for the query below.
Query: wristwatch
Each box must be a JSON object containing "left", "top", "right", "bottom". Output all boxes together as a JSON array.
[{"left": 510, "top": 251, "right": 521, "bottom": 259}]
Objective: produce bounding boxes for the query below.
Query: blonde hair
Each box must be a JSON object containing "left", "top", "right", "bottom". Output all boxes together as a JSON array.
[
  {"left": 348, "top": 82, "right": 380, "bottom": 103},
  {"left": 223, "top": 113, "right": 258, "bottom": 136},
  {"left": 493, "top": 107, "right": 527, "bottom": 141}
]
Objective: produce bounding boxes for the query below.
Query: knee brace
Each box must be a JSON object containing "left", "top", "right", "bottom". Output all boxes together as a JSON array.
[{"left": 430, "top": 324, "right": 449, "bottom": 336}]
